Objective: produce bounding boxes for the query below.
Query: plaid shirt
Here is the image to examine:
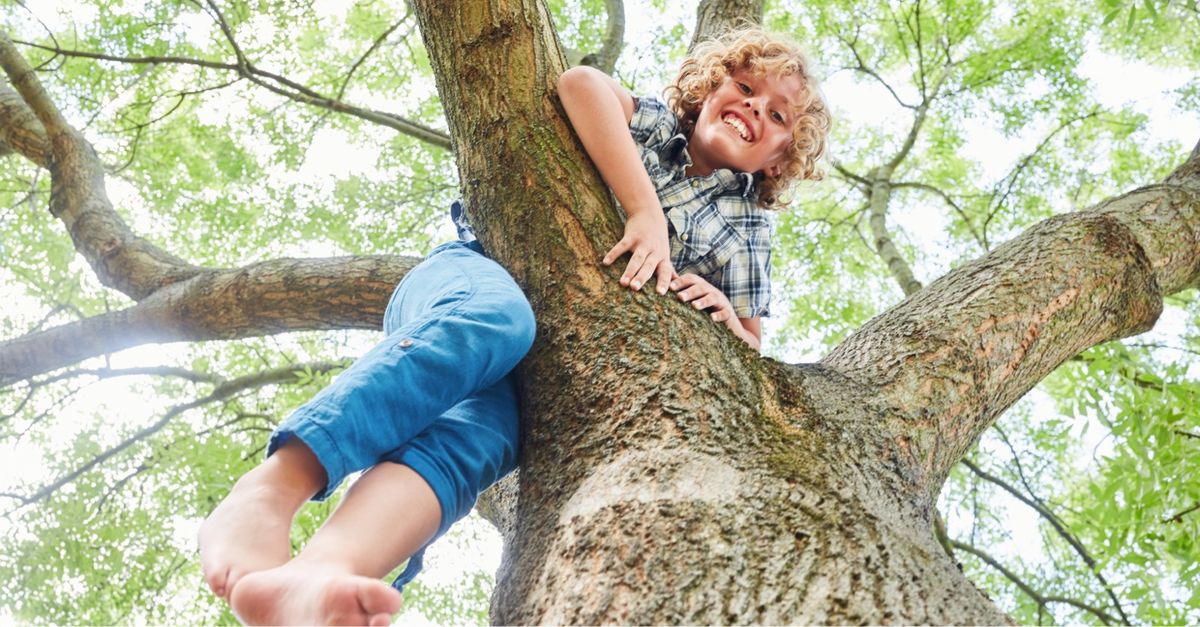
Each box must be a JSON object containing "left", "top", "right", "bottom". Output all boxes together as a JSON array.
[
  {"left": 454, "top": 96, "right": 773, "bottom": 318},
  {"left": 628, "top": 96, "right": 772, "bottom": 318}
]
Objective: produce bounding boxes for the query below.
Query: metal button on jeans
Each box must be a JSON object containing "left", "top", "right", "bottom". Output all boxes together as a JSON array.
[{"left": 399, "top": 338, "right": 413, "bottom": 348}]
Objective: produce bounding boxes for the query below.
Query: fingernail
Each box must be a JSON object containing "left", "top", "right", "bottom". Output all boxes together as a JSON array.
[
  {"left": 693, "top": 302, "right": 702, "bottom": 309},
  {"left": 670, "top": 282, "right": 678, "bottom": 289},
  {"left": 632, "top": 280, "right": 641, "bottom": 289}
]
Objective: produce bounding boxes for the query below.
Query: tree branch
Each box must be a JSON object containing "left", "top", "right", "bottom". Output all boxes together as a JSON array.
[
  {"left": 867, "top": 169, "right": 923, "bottom": 296},
  {"left": 4, "top": 360, "right": 345, "bottom": 510},
  {"left": 822, "top": 171, "right": 1200, "bottom": 487},
  {"left": 0, "top": 85, "right": 48, "bottom": 167},
  {"left": 1, "top": 35, "right": 206, "bottom": 299},
  {"left": 949, "top": 539, "right": 1123, "bottom": 625},
  {"left": 834, "top": 30, "right": 918, "bottom": 110},
  {"left": 0, "top": 254, "right": 419, "bottom": 387},
  {"left": 962, "top": 458, "right": 1131, "bottom": 624},
  {"left": 335, "top": 10, "right": 413, "bottom": 102},
  {"left": 9, "top": 38, "right": 453, "bottom": 150},
  {"left": 1164, "top": 500, "right": 1200, "bottom": 524},
  {"left": 984, "top": 111, "right": 1102, "bottom": 237},
  {"left": 892, "top": 180, "right": 988, "bottom": 249},
  {"left": 581, "top": 0, "right": 624, "bottom": 74},
  {"left": 688, "top": 0, "right": 764, "bottom": 53}
]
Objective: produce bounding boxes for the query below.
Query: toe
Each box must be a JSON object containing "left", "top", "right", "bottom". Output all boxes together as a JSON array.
[
  {"left": 358, "top": 580, "right": 403, "bottom": 620},
  {"left": 204, "top": 567, "right": 229, "bottom": 599}
]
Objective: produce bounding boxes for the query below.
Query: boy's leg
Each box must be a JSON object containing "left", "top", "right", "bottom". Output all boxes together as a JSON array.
[
  {"left": 229, "top": 463, "right": 437, "bottom": 626},
  {"left": 230, "top": 373, "right": 521, "bottom": 625},
  {"left": 198, "top": 438, "right": 325, "bottom": 599},
  {"left": 199, "top": 241, "right": 535, "bottom": 599}
]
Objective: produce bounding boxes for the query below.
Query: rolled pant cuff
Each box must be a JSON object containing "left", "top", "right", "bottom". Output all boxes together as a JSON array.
[{"left": 267, "top": 412, "right": 351, "bottom": 502}]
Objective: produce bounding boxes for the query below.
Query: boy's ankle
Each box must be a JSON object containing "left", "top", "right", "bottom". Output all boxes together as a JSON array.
[{"left": 240, "top": 445, "right": 327, "bottom": 506}]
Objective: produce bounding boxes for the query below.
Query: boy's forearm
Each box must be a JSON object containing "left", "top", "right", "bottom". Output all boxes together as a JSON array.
[{"left": 556, "top": 67, "right": 661, "bottom": 217}]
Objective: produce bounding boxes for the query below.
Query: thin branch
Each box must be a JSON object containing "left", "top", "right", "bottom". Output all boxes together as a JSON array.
[
  {"left": 830, "top": 160, "right": 873, "bottom": 193},
  {"left": 4, "top": 361, "right": 345, "bottom": 511},
  {"left": 1164, "top": 501, "right": 1200, "bottom": 524},
  {"left": 10, "top": 39, "right": 453, "bottom": 150},
  {"left": 949, "top": 539, "right": 1123, "bottom": 625},
  {"left": 962, "top": 459, "right": 1131, "bottom": 625},
  {"left": 984, "top": 111, "right": 1101, "bottom": 235},
  {"left": 891, "top": 180, "right": 988, "bottom": 249},
  {"left": 834, "top": 31, "right": 917, "bottom": 110},
  {"left": 867, "top": 170, "right": 923, "bottom": 297},
  {"left": 584, "top": 0, "right": 625, "bottom": 74},
  {"left": 910, "top": 0, "right": 928, "bottom": 99},
  {"left": 335, "top": 10, "right": 412, "bottom": 102}
]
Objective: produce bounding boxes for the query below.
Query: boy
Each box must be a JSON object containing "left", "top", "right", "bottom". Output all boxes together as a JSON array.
[{"left": 198, "top": 27, "right": 829, "bottom": 625}]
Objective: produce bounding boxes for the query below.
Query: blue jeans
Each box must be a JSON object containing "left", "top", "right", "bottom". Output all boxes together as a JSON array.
[{"left": 267, "top": 240, "right": 535, "bottom": 589}]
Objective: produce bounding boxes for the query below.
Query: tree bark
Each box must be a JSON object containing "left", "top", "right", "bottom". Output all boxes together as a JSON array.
[{"left": 409, "top": 0, "right": 1200, "bottom": 622}]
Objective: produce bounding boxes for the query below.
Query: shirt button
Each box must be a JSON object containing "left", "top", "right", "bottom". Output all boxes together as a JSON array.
[
  {"left": 681, "top": 233, "right": 689, "bottom": 241},
  {"left": 399, "top": 339, "right": 413, "bottom": 348}
]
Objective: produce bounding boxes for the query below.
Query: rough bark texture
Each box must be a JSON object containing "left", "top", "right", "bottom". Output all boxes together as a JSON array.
[
  {"left": 688, "top": 0, "right": 765, "bottom": 52},
  {"left": 409, "top": 1, "right": 1200, "bottom": 623}
]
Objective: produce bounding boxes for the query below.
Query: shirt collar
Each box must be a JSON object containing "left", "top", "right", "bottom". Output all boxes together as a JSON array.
[{"left": 667, "top": 135, "right": 759, "bottom": 200}]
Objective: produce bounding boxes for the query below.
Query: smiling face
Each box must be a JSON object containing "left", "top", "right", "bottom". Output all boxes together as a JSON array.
[{"left": 685, "top": 69, "right": 805, "bottom": 178}]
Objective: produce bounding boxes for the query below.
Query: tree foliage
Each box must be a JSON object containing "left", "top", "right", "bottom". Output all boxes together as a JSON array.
[{"left": 1, "top": 0, "right": 1197, "bottom": 624}]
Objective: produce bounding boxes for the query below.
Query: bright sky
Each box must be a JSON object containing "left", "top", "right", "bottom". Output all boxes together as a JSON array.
[{"left": 3, "top": 0, "right": 1198, "bottom": 624}]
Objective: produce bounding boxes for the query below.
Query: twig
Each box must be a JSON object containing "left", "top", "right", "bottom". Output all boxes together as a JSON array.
[
  {"left": 1163, "top": 501, "right": 1200, "bottom": 524},
  {"left": 950, "top": 539, "right": 1123, "bottom": 625},
  {"left": 962, "top": 458, "right": 1131, "bottom": 624},
  {"left": 3, "top": 361, "right": 345, "bottom": 512},
  {"left": 10, "top": 39, "right": 452, "bottom": 150}
]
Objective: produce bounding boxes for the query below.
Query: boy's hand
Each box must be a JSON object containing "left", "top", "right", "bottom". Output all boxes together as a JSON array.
[
  {"left": 671, "top": 273, "right": 761, "bottom": 350},
  {"left": 671, "top": 272, "right": 736, "bottom": 321},
  {"left": 603, "top": 210, "right": 676, "bottom": 295}
]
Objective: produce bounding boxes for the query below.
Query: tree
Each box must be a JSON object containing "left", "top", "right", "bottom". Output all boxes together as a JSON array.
[{"left": 1, "top": 0, "right": 1197, "bottom": 623}]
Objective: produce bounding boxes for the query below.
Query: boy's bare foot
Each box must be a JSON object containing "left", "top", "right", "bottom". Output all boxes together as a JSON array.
[
  {"left": 198, "top": 474, "right": 296, "bottom": 599},
  {"left": 230, "top": 563, "right": 402, "bottom": 626},
  {"left": 199, "top": 440, "right": 326, "bottom": 599}
]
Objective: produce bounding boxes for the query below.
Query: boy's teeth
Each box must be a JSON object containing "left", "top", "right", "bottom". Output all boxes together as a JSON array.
[{"left": 723, "top": 114, "right": 750, "bottom": 141}]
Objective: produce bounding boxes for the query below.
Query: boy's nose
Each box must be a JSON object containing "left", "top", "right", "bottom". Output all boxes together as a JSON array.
[{"left": 742, "top": 98, "right": 762, "bottom": 117}]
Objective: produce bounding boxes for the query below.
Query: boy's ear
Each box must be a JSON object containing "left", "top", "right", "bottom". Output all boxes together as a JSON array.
[{"left": 765, "top": 164, "right": 782, "bottom": 178}]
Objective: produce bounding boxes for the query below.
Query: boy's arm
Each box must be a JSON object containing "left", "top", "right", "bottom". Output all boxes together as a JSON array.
[
  {"left": 672, "top": 273, "right": 763, "bottom": 352},
  {"left": 739, "top": 317, "right": 762, "bottom": 346},
  {"left": 556, "top": 66, "right": 676, "bottom": 295}
]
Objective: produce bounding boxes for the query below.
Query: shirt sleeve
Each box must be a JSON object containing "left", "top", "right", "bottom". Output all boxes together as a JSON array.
[
  {"left": 628, "top": 97, "right": 680, "bottom": 157},
  {"left": 717, "top": 222, "right": 772, "bottom": 319}
]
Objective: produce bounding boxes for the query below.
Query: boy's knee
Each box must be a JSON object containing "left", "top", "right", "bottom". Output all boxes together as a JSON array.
[{"left": 508, "top": 296, "right": 536, "bottom": 352}]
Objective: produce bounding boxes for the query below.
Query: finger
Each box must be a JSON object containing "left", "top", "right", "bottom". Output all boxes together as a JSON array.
[
  {"left": 603, "top": 238, "right": 632, "bottom": 266},
  {"left": 622, "top": 250, "right": 649, "bottom": 287},
  {"left": 691, "top": 294, "right": 716, "bottom": 310},
  {"left": 710, "top": 309, "right": 732, "bottom": 323},
  {"left": 654, "top": 259, "right": 674, "bottom": 295},
  {"left": 630, "top": 254, "right": 659, "bottom": 291},
  {"left": 671, "top": 273, "right": 699, "bottom": 292},
  {"left": 657, "top": 260, "right": 678, "bottom": 294}
]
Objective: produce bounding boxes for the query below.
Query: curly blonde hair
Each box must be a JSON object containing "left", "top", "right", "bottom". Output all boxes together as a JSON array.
[{"left": 665, "top": 27, "right": 831, "bottom": 208}]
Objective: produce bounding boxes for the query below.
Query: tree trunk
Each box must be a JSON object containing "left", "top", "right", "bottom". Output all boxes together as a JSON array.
[
  {"left": 409, "top": 0, "right": 1200, "bottom": 623},
  {"left": 4, "top": 0, "right": 1198, "bottom": 623}
]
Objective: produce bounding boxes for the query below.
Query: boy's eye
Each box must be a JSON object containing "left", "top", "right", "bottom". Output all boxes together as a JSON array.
[
  {"left": 736, "top": 82, "right": 751, "bottom": 95},
  {"left": 771, "top": 110, "right": 785, "bottom": 124}
]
